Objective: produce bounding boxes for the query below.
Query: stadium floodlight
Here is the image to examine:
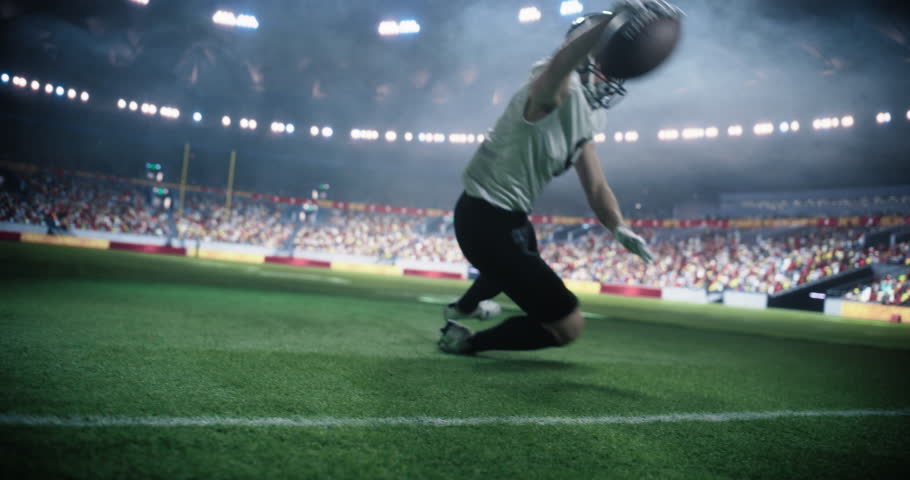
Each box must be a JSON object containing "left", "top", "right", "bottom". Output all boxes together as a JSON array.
[
  {"left": 624, "top": 131, "right": 639, "bottom": 142},
  {"left": 12, "top": 76, "right": 25, "bottom": 87},
  {"left": 44, "top": 83, "right": 53, "bottom": 94},
  {"left": 147, "top": 104, "right": 157, "bottom": 115},
  {"left": 906, "top": 109, "right": 910, "bottom": 121},
  {"left": 682, "top": 128, "right": 704, "bottom": 140},
  {"left": 385, "top": 131, "right": 398, "bottom": 142},
  {"left": 30, "top": 80, "right": 40, "bottom": 90},
  {"left": 831, "top": 117, "right": 840, "bottom": 128},
  {"left": 321, "top": 126, "right": 333, "bottom": 138},
  {"left": 117, "top": 99, "right": 127, "bottom": 109},
  {"left": 248, "top": 119, "right": 257, "bottom": 130},
  {"left": 477, "top": 134, "right": 485, "bottom": 143},
  {"left": 614, "top": 132, "right": 624, "bottom": 143},
  {"left": 379, "top": 19, "right": 421, "bottom": 36},
  {"left": 213, "top": 10, "right": 259, "bottom": 30},
  {"left": 433, "top": 133, "right": 446, "bottom": 143},
  {"left": 311, "top": 126, "right": 321, "bottom": 136},
  {"left": 80, "top": 91, "right": 89, "bottom": 102},
  {"left": 221, "top": 115, "right": 231, "bottom": 127},
  {"left": 727, "top": 125, "right": 743, "bottom": 137},
  {"left": 271, "top": 122, "right": 286, "bottom": 133},
  {"left": 129, "top": 0, "right": 150, "bottom": 5},
  {"left": 378, "top": 21, "right": 400, "bottom": 36},
  {"left": 841, "top": 115, "right": 854, "bottom": 128},
  {"left": 593, "top": 133, "right": 606, "bottom": 143},
  {"left": 398, "top": 20, "right": 420, "bottom": 34},
  {"left": 778, "top": 121, "right": 789, "bottom": 133},
  {"left": 658, "top": 129, "right": 679, "bottom": 141},
  {"left": 705, "top": 127, "right": 719, "bottom": 138},
  {"left": 560, "top": 1, "right": 584, "bottom": 16},
  {"left": 239, "top": 118, "right": 249, "bottom": 129},
  {"left": 0, "top": 73, "right": 8, "bottom": 83},
  {"left": 519, "top": 7, "right": 542, "bottom": 23},
  {"left": 790, "top": 121, "right": 800, "bottom": 132},
  {"left": 753, "top": 122, "right": 774, "bottom": 136},
  {"left": 66, "top": 88, "right": 76, "bottom": 99},
  {"left": 404, "top": 132, "right": 414, "bottom": 142},
  {"left": 876, "top": 112, "right": 891, "bottom": 124},
  {"left": 55, "top": 86, "right": 64, "bottom": 96},
  {"left": 285, "top": 123, "right": 295, "bottom": 134},
  {"left": 128, "top": 101, "right": 138, "bottom": 111},
  {"left": 417, "top": 132, "right": 427, "bottom": 142},
  {"left": 192, "top": 112, "right": 202, "bottom": 122}
]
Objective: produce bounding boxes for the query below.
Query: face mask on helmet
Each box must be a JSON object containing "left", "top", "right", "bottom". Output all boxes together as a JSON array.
[
  {"left": 566, "top": 12, "right": 627, "bottom": 110},
  {"left": 567, "top": 1, "right": 683, "bottom": 110}
]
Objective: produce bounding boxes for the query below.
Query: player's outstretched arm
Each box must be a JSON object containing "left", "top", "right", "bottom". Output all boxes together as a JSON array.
[
  {"left": 526, "top": 13, "right": 613, "bottom": 119},
  {"left": 574, "top": 142, "right": 653, "bottom": 263}
]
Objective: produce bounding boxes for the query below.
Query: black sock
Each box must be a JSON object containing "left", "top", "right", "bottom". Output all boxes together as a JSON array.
[{"left": 468, "top": 316, "right": 561, "bottom": 353}]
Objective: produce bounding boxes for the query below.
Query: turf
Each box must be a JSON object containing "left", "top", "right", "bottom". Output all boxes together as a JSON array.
[{"left": 1, "top": 242, "right": 908, "bottom": 479}]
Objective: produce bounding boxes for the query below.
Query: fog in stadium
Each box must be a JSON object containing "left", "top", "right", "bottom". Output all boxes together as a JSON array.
[
  {"left": 3, "top": 1, "right": 910, "bottom": 478},
  {"left": 1, "top": 0, "right": 908, "bottom": 215}
]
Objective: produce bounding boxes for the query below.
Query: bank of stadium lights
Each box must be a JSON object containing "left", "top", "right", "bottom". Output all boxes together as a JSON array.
[
  {"left": 560, "top": 1, "right": 584, "bottom": 16},
  {"left": 593, "top": 133, "right": 607, "bottom": 143},
  {"left": 309, "top": 126, "right": 333, "bottom": 138},
  {"left": 239, "top": 118, "right": 257, "bottom": 130},
  {"left": 727, "top": 125, "right": 743, "bottom": 137},
  {"left": 159, "top": 106, "right": 180, "bottom": 119},
  {"left": 221, "top": 116, "right": 231, "bottom": 127},
  {"left": 0, "top": 73, "right": 8, "bottom": 83},
  {"left": 378, "top": 20, "right": 421, "bottom": 36},
  {"left": 128, "top": 0, "right": 149, "bottom": 5},
  {"left": 812, "top": 115, "right": 852, "bottom": 130},
  {"left": 30, "top": 80, "right": 39, "bottom": 91},
  {"left": 385, "top": 131, "right": 398, "bottom": 142},
  {"left": 193, "top": 112, "right": 202, "bottom": 123},
  {"left": 269, "top": 121, "right": 295, "bottom": 135},
  {"left": 212, "top": 10, "right": 259, "bottom": 30},
  {"left": 613, "top": 130, "right": 639, "bottom": 143},
  {"left": 519, "top": 7, "right": 542, "bottom": 23},
  {"left": 657, "top": 129, "right": 679, "bottom": 141},
  {"left": 753, "top": 122, "right": 774, "bottom": 136},
  {"left": 876, "top": 112, "right": 891, "bottom": 124}
]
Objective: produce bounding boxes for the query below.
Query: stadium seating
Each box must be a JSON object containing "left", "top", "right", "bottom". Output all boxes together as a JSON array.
[{"left": 2, "top": 170, "right": 908, "bottom": 299}]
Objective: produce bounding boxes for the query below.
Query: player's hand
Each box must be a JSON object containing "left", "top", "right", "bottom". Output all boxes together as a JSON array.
[{"left": 613, "top": 225, "right": 653, "bottom": 264}]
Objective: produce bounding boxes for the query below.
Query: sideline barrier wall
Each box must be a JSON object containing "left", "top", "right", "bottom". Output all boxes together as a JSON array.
[
  {"left": 662, "top": 287, "right": 711, "bottom": 304},
  {"left": 21, "top": 233, "right": 110, "bottom": 250},
  {"left": 0, "top": 231, "right": 21, "bottom": 242},
  {"left": 723, "top": 291, "right": 769, "bottom": 309},
  {"left": 265, "top": 256, "right": 331, "bottom": 269},
  {"left": 840, "top": 301, "right": 909, "bottom": 323},
  {"left": 330, "top": 262, "right": 403, "bottom": 276},
  {"left": 109, "top": 242, "right": 187, "bottom": 256},
  {"left": 600, "top": 283, "right": 662, "bottom": 298},
  {"left": 564, "top": 280, "right": 603, "bottom": 295},
  {"left": 403, "top": 269, "right": 465, "bottom": 280},
  {"left": 195, "top": 249, "right": 265, "bottom": 264}
]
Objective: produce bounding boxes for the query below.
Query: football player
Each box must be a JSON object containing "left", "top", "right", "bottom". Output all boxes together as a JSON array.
[{"left": 439, "top": 1, "right": 681, "bottom": 354}]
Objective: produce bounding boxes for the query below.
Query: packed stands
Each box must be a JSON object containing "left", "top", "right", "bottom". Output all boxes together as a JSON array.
[
  {"left": 843, "top": 273, "right": 910, "bottom": 306},
  {"left": 2, "top": 169, "right": 909, "bottom": 300}
]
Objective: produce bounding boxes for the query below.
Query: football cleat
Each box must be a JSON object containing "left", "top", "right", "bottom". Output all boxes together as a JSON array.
[
  {"left": 437, "top": 320, "right": 474, "bottom": 354},
  {"left": 443, "top": 300, "right": 502, "bottom": 322}
]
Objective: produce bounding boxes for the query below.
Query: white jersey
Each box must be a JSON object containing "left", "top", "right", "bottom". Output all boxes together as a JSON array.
[{"left": 462, "top": 61, "right": 607, "bottom": 213}]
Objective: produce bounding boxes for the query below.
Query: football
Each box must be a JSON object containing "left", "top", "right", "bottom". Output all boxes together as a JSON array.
[{"left": 597, "top": 1, "right": 683, "bottom": 79}]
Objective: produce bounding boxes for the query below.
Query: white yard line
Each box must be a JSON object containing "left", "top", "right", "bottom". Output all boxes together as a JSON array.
[{"left": 1, "top": 409, "right": 907, "bottom": 428}]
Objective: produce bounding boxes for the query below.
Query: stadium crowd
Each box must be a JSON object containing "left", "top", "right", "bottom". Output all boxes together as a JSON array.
[
  {"left": 1, "top": 169, "right": 908, "bottom": 304},
  {"left": 843, "top": 274, "right": 910, "bottom": 306}
]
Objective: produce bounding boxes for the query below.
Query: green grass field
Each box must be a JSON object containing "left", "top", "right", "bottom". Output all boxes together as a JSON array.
[{"left": 1, "top": 242, "right": 909, "bottom": 479}]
